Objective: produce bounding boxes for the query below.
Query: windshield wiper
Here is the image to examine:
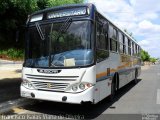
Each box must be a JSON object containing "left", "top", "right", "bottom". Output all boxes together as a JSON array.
[
  {"left": 49, "top": 17, "right": 72, "bottom": 67},
  {"left": 35, "top": 22, "right": 45, "bottom": 40},
  {"left": 59, "top": 17, "right": 72, "bottom": 33}
]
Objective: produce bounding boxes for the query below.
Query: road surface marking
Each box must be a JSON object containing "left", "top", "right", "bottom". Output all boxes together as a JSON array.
[{"left": 157, "top": 89, "right": 160, "bottom": 104}]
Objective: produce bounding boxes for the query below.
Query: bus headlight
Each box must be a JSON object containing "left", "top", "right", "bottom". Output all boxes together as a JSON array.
[
  {"left": 28, "top": 83, "right": 33, "bottom": 88},
  {"left": 72, "top": 85, "right": 78, "bottom": 91},
  {"left": 21, "top": 79, "right": 35, "bottom": 90},
  {"left": 22, "top": 80, "right": 28, "bottom": 86},
  {"left": 79, "top": 83, "right": 85, "bottom": 90},
  {"left": 68, "top": 82, "right": 93, "bottom": 93}
]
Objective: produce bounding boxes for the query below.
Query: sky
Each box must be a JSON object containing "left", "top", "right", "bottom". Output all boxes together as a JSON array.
[{"left": 85, "top": 0, "right": 160, "bottom": 58}]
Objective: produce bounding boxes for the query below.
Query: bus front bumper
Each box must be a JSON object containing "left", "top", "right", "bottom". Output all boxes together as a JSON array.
[{"left": 20, "top": 86, "right": 95, "bottom": 104}]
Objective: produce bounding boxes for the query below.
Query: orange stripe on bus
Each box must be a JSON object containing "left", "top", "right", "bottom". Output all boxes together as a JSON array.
[
  {"left": 96, "top": 64, "right": 127, "bottom": 79},
  {"left": 96, "top": 59, "right": 140, "bottom": 79},
  {"left": 96, "top": 71, "right": 108, "bottom": 79}
]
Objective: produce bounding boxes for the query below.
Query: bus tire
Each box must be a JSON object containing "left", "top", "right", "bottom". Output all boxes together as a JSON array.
[
  {"left": 116, "top": 73, "right": 119, "bottom": 91},
  {"left": 109, "top": 74, "right": 117, "bottom": 101},
  {"left": 134, "top": 69, "right": 138, "bottom": 84},
  {"left": 81, "top": 101, "right": 94, "bottom": 108}
]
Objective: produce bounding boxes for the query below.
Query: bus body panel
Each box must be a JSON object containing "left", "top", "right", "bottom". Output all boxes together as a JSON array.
[
  {"left": 94, "top": 78, "right": 111, "bottom": 103},
  {"left": 21, "top": 85, "right": 94, "bottom": 104},
  {"left": 21, "top": 66, "right": 97, "bottom": 104}
]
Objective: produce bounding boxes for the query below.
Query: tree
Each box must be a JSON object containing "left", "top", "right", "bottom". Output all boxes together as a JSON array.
[
  {"left": 0, "top": 0, "right": 37, "bottom": 48},
  {"left": 0, "top": 0, "right": 84, "bottom": 49},
  {"left": 149, "top": 57, "right": 157, "bottom": 64},
  {"left": 141, "top": 50, "right": 150, "bottom": 62},
  {"left": 46, "top": 0, "right": 83, "bottom": 8},
  {"left": 37, "top": 0, "right": 48, "bottom": 9}
]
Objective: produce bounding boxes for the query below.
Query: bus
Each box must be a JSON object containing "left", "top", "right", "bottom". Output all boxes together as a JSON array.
[{"left": 21, "top": 3, "right": 141, "bottom": 104}]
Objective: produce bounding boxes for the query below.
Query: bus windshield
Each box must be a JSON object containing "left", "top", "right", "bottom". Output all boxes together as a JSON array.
[{"left": 24, "top": 20, "right": 94, "bottom": 68}]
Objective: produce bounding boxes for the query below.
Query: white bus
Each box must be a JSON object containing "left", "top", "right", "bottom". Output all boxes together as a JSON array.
[{"left": 21, "top": 3, "right": 141, "bottom": 104}]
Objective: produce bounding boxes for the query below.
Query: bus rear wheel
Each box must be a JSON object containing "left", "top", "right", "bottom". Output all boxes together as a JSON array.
[
  {"left": 109, "top": 75, "right": 117, "bottom": 101},
  {"left": 134, "top": 69, "right": 138, "bottom": 84}
]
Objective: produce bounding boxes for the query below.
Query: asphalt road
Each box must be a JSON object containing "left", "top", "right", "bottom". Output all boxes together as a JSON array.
[
  {"left": 0, "top": 78, "right": 21, "bottom": 103},
  {"left": 0, "top": 59, "right": 22, "bottom": 103},
  {"left": 3, "top": 65, "right": 160, "bottom": 120}
]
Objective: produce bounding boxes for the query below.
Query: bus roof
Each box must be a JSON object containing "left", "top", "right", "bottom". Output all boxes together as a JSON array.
[
  {"left": 30, "top": 3, "right": 139, "bottom": 46},
  {"left": 31, "top": 3, "right": 94, "bottom": 16}
]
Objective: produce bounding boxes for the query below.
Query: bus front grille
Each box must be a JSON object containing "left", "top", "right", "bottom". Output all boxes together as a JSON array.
[
  {"left": 31, "top": 81, "right": 69, "bottom": 91},
  {"left": 25, "top": 74, "right": 78, "bottom": 81},
  {"left": 25, "top": 74, "right": 79, "bottom": 91}
]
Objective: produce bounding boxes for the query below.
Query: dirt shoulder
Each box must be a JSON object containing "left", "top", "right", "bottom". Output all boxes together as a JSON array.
[
  {"left": 0, "top": 59, "right": 22, "bottom": 80},
  {"left": 0, "top": 70, "right": 21, "bottom": 79},
  {"left": 141, "top": 65, "right": 153, "bottom": 70}
]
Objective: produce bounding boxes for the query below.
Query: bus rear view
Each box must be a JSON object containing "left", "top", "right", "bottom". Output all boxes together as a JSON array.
[{"left": 21, "top": 4, "right": 96, "bottom": 104}]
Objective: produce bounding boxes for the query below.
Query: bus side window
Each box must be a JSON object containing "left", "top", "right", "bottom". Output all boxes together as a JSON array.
[
  {"left": 125, "top": 36, "right": 128, "bottom": 55},
  {"left": 134, "top": 43, "right": 136, "bottom": 56},
  {"left": 135, "top": 44, "right": 137, "bottom": 56},
  {"left": 96, "top": 23, "right": 106, "bottom": 49},
  {"left": 109, "top": 25, "right": 118, "bottom": 52},
  {"left": 118, "top": 32, "right": 123, "bottom": 54},
  {"left": 128, "top": 38, "right": 131, "bottom": 55},
  {"left": 138, "top": 46, "right": 141, "bottom": 57},
  {"left": 123, "top": 35, "right": 126, "bottom": 54},
  {"left": 132, "top": 42, "right": 135, "bottom": 56},
  {"left": 135, "top": 44, "right": 138, "bottom": 56},
  {"left": 96, "top": 22, "right": 109, "bottom": 62}
]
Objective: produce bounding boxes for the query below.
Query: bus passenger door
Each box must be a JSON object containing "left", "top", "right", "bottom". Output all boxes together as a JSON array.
[{"left": 95, "top": 16, "right": 110, "bottom": 101}]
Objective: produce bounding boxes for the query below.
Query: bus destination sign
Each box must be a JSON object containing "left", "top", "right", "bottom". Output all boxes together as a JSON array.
[{"left": 47, "top": 7, "right": 89, "bottom": 19}]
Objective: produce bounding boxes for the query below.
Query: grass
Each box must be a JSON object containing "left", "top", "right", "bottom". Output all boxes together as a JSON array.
[{"left": 0, "top": 48, "right": 24, "bottom": 61}]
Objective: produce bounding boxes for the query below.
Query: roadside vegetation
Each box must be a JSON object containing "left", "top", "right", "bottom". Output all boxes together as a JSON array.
[
  {"left": 0, "top": 0, "right": 83, "bottom": 61},
  {"left": 141, "top": 50, "right": 158, "bottom": 64},
  {"left": 0, "top": 48, "right": 24, "bottom": 61}
]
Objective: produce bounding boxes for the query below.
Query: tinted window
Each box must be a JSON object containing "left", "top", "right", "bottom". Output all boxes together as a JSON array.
[
  {"left": 97, "top": 23, "right": 106, "bottom": 49},
  {"left": 132, "top": 42, "right": 135, "bottom": 56},
  {"left": 128, "top": 39, "right": 131, "bottom": 55},
  {"left": 118, "top": 32, "right": 123, "bottom": 53},
  {"left": 125, "top": 37, "right": 128, "bottom": 54},
  {"left": 109, "top": 25, "right": 118, "bottom": 52},
  {"left": 96, "top": 13, "right": 109, "bottom": 62},
  {"left": 109, "top": 25, "right": 114, "bottom": 38},
  {"left": 138, "top": 46, "right": 141, "bottom": 57},
  {"left": 118, "top": 32, "right": 123, "bottom": 43}
]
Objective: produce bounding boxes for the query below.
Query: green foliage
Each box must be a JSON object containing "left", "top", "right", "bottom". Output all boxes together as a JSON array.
[
  {"left": 0, "top": 0, "right": 84, "bottom": 59},
  {"left": 0, "top": 48, "right": 24, "bottom": 60},
  {"left": 141, "top": 50, "right": 150, "bottom": 62},
  {"left": 0, "top": 0, "right": 37, "bottom": 30},
  {"left": 37, "top": 0, "right": 48, "bottom": 9},
  {"left": 36, "top": 0, "right": 83, "bottom": 9},
  {"left": 0, "top": 0, "right": 38, "bottom": 49},
  {"left": 149, "top": 57, "right": 157, "bottom": 63},
  {"left": 11, "top": 0, "right": 37, "bottom": 12},
  {"left": 47, "top": 0, "right": 83, "bottom": 7}
]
